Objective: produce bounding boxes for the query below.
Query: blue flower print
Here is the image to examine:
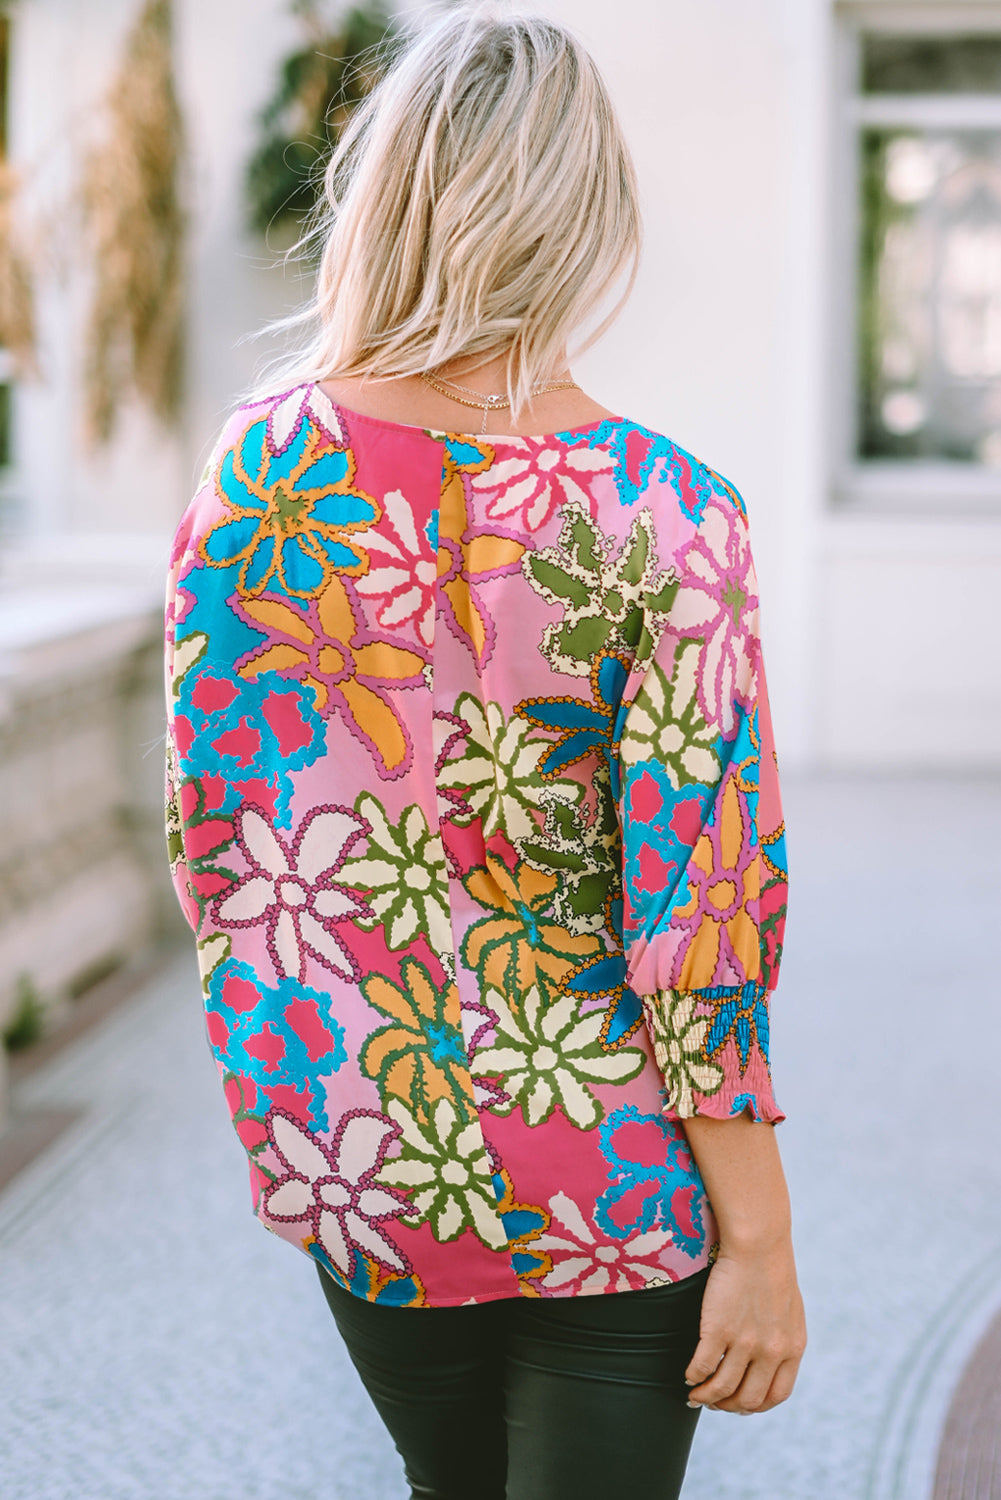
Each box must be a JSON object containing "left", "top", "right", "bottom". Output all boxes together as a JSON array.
[
  {"left": 622, "top": 766, "right": 715, "bottom": 944},
  {"left": 564, "top": 953, "right": 644, "bottom": 1050},
  {"left": 308, "top": 1242, "right": 426, "bottom": 1306},
  {"left": 516, "top": 651, "right": 630, "bottom": 786},
  {"left": 567, "top": 419, "right": 713, "bottom": 523},
  {"left": 564, "top": 895, "right": 644, "bottom": 1051},
  {"left": 199, "top": 415, "right": 379, "bottom": 600},
  {"left": 173, "top": 662, "right": 325, "bottom": 827},
  {"left": 702, "top": 981, "right": 771, "bottom": 1070},
  {"left": 206, "top": 959, "right": 347, "bottom": 1133},
  {"left": 595, "top": 1104, "right": 706, "bottom": 1257},
  {"left": 492, "top": 1169, "right": 551, "bottom": 1291}
]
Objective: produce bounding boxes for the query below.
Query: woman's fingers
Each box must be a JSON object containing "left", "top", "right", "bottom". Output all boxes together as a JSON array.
[
  {"left": 696, "top": 1351, "right": 803, "bottom": 1415},
  {"left": 758, "top": 1357, "right": 801, "bottom": 1413},
  {"left": 710, "top": 1357, "right": 779, "bottom": 1414},
  {"left": 687, "top": 1344, "right": 751, "bottom": 1408},
  {"left": 684, "top": 1331, "right": 726, "bottom": 1392}
]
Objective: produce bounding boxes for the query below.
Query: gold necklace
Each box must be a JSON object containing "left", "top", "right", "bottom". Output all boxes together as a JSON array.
[{"left": 420, "top": 370, "right": 579, "bottom": 434}]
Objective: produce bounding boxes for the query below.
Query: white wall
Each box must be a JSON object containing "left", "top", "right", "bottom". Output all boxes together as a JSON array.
[
  {"left": 518, "top": 0, "right": 831, "bottom": 768},
  {"left": 9, "top": 0, "right": 1000, "bottom": 768},
  {"left": 525, "top": 0, "right": 1001, "bottom": 771}
]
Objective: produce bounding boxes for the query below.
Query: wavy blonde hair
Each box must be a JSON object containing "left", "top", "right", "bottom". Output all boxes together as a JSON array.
[{"left": 261, "top": 3, "right": 641, "bottom": 418}]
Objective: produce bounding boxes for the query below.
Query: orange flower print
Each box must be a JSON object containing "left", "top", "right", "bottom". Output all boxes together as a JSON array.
[
  {"left": 233, "top": 576, "right": 426, "bottom": 778},
  {"left": 461, "top": 851, "right": 602, "bottom": 998},
  {"left": 437, "top": 458, "right": 525, "bottom": 668},
  {"left": 669, "top": 769, "right": 761, "bottom": 991}
]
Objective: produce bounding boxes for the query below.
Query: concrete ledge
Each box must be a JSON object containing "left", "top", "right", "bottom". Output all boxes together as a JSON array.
[{"left": 0, "top": 578, "right": 177, "bottom": 1123}]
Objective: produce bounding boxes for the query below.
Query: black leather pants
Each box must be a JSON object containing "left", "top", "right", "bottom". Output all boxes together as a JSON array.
[{"left": 317, "top": 1263, "right": 710, "bottom": 1500}]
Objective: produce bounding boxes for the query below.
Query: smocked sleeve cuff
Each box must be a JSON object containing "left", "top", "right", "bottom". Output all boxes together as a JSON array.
[{"left": 640, "top": 985, "right": 785, "bottom": 1125}]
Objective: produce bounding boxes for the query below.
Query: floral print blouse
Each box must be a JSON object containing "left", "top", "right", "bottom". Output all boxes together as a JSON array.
[{"left": 164, "top": 382, "right": 788, "bottom": 1309}]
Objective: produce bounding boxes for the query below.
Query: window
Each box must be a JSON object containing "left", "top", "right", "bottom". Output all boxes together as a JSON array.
[{"left": 840, "top": 13, "right": 1001, "bottom": 508}]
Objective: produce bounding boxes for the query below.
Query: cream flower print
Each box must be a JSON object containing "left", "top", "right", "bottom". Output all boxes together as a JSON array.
[
  {"left": 377, "top": 1096, "right": 507, "bottom": 1249},
  {"left": 353, "top": 489, "right": 437, "bottom": 647},
  {"left": 266, "top": 382, "right": 346, "bottom": 457},
  {"left": 668, "top": 494, "right": 759, "bottom": 736},
  {"left": 165, "top": 740, "right": 185, "bottom": 878},
  {"left": 213, "top": 804, "right": 371, "bottom": 984},
  {"left": 474, "top": 983, "right": 645, "bottom": 1130},
  {"left": 620, "top": 640, "right": 721, "bottom": 789},
  {"left": 168, "top": 629, "right": 208, "bottom": 700},
  {"left": 642, "top": 991, "right": 725, "bottom": 1117},
  {"left": 435, "top": 695, "right": 571, "bottom": 842},
  {"left": 340, "top": 795, "right": 452, "bottom": 951},
  {"left": 262, "top": 1108, "right": 411, "bottom": 1279},
  {"left": 471, "top": 437, "right": 614, "bottom": 531},
  {"left": 524, "top": 776, "right": 619, "bottom": 937},
  {"left": 523, "top": 502, "right": 677, "bottom": 678},
  {"left": 534, "top": 1191, "right": 675, "bottom": 1294},
  {"left": 196, "top": 931, "right": 231, "bottom": 998}
]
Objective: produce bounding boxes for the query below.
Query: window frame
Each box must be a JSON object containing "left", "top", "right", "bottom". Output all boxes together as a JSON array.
[{"left": 834, "top": 1, "right": 1001, "bottom": 514}]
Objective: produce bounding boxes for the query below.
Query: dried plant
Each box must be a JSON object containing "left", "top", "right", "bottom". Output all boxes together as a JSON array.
[
  {"left": 246, "top": 1, "right": 395, "bottom": 235},
  {"left": 0, "top": 164, "right": 36, "bottom": 374},
  {"left": 80, "top": 0, "right": 184, "bottom": 444}
]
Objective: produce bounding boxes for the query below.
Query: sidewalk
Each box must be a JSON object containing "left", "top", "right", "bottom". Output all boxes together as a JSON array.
[{"left": 1, "top": 774, "right": 999, "bottom": 1500}]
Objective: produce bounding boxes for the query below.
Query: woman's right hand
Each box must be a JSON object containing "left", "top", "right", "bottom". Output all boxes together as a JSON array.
[{"left": 683, "top": 1237, "right": 807, "bottom": 1414}]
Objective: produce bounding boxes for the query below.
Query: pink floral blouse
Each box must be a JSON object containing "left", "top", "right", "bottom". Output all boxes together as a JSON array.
[{"left": 164, "top": 382, "right": 788, "bottom": 1308}]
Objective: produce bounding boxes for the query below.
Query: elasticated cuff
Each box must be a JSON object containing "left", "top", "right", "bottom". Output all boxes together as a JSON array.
[{"left": 639, "top": 987, "right": 785, "bottom": 1126}]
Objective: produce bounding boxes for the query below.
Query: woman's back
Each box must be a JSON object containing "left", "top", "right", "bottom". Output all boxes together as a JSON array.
[{"left": 165, "top": 380, "right": 786, "bottom": 1307}]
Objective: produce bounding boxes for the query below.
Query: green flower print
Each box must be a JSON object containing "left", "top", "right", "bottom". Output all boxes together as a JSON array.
[
  {"left": 620, "top": 640, "right": 721, "bottom": 789},
  {"left": 436, "top": 694, "right": 570, "bottom": 843},
  {"left": 360, "top": 960, "right": 475, "bottom": 1126},
  {"left": 641, "top": 991, "right": 725, "bottom": 1117},
  {"left": 378, "top": 1096, "right": 508, "bottom": 1248},
  {"left": 341, "top": 795, "right": 451, "bottom": 951},
  {"left": 523, "top": 502, "right": 677, "bottom": 677},
  {"left": 475, "top": 981, "right": 645, "bottom": 1130},
  {"left": 521, "top": 773, "right": 620, "bottom": 937}
]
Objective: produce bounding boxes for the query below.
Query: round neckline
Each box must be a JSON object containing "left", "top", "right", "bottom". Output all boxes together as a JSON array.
[{"left": 312, "top": 383, "right": 623, "bottom": 445}]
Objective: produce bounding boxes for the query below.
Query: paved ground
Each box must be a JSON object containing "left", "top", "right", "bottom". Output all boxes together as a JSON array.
[{"left": 1, "top": 774, "right": 1000, "bottom": 1500}]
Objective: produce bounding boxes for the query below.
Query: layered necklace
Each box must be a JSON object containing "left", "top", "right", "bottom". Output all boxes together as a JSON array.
[{"left": 420, "top": 369, "right": 579, "bottom": 434}]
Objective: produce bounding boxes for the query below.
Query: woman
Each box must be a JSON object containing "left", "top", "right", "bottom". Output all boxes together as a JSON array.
[{"left": 165, "top": 6, "right": 806, "bottom": 1497}]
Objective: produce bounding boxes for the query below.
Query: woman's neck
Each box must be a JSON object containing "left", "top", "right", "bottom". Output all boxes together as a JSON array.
[
  {"left": 316, "top": 347, "right": 616, "bottom": 440},
  {"left": 431, "top": 350, "right": 570, "bottom": 396}
]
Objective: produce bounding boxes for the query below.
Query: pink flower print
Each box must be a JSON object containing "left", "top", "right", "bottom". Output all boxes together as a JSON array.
[
  {"left": 534, "top": 1191, "right": 675, "bottom": 1294},
  {"left": 214, "top": 804, "right": 372, "bottom": 984},
  {"left": 353, "top": 489, "right": 437, "bottom": 647},
  {"left": 670, "top": 496, "right": 760, "bottom": 736},
  {"left": 266, "top": 383, "right": 346, "bottom": 457},
  {"left": 471, "top": 439, "right": 613, "bottom": 531},
  {"left": 263, "top": 1108, "right": 411, "bottom": 1279}
]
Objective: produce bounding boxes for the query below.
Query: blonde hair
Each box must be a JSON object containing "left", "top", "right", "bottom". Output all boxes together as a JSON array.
[{"left": 261, "top": 3, "right": 641, "bottom": 417}]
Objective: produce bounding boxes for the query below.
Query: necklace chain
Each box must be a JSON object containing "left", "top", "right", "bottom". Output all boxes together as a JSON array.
[{"left": 420, "top": 370, "right": 579, "bottom": 434}]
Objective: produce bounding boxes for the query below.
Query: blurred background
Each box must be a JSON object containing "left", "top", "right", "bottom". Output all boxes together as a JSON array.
[{"left": 0, "top": 2, "right": 999, "bottom": 1499}]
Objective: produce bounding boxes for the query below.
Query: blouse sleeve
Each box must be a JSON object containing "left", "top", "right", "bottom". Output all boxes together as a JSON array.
[
  {"left": 163, "top": 480, "right": 208, "bottom": 941},
  {"left": 618, "top": 476, "right": 788, "bottom": 1123}
]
